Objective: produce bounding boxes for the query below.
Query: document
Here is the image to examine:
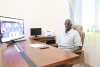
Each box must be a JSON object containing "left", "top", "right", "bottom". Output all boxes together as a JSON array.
[{"left": 30, "top": 44, "right": 44, "bottom": 48}]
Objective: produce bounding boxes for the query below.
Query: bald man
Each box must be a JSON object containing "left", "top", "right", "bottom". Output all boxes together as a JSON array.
[{"left": 52, "top": 19, "right": 82, "bottom": 53}]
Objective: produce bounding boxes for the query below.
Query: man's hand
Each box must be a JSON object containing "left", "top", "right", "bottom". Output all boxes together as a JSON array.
[
  {"left": 70, "top": 46, "right": 81, "bottom": 53},
  {"left": 51, "top": 44, "right": 58, "bottom": 47}
]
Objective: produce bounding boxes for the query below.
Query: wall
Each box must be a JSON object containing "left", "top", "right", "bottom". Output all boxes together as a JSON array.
[
  {"left": 50, "top": 0, "right": 70, "bottom": 38},
  {"left": 83, "top": 33, "right": 100, "bottom": 67},
  {"left": 0, "top": 0, "right": 51, "bottom": 39},
  {"left": 0, "top": 0, "right": 70, "bottom": 39}
]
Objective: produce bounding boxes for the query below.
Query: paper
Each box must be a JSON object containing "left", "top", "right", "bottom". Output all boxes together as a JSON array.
[{"left": 30, "top": 44, "right": 44, "bottom": 48}]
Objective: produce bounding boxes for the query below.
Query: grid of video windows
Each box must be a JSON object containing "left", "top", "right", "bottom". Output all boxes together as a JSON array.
[{"left": 1, "top": 21, "right": 24, "bottom": 42}]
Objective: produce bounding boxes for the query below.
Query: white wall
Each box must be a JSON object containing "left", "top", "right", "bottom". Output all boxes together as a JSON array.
[
  {"left": 0, "top": 0, "right": 70, "bottom": 39},
  {"left": 50, "top": 0, "right": 70, "bottom": 38},
  {"left": 83, "top": 33, "right": 100, "bottom": 67},
  {"left": 0, "top": 0, "right": 51, "bottom": 39}
]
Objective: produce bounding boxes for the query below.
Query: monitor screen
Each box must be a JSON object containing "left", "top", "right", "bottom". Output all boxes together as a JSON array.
[
  {"left": 30, "top": 28, "right": 41, "bottom": 37},
  {"left": 0, "top": 16, "right": 24, "bottom": 42}
]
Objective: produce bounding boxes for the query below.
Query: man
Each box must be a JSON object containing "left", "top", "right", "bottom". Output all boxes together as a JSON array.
[{"left": 52, "top": 19, "right": 82, "bottom": 53}]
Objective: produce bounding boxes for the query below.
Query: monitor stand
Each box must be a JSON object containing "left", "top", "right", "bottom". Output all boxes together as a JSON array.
[
  {"left": 35, "top": 35, "right": 37, "bottom": 37},
  {"left": 7, "top": 40, "right": 16, "bottom": 47}
]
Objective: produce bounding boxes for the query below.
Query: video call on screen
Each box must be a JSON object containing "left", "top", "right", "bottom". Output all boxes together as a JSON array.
[{"left": 1, "top": 21, "right": 24, "bottom": 38}]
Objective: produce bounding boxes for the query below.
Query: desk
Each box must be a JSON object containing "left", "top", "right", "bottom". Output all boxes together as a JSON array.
[
  {"left": 29, "top": 36, "right": 56, "bottom": 44},
  {"left": 0, "top": 40, "right": 79, "bottom": 67}
]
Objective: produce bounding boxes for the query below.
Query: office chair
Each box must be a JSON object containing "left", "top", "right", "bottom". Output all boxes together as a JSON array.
[
  {"left": 72, "top": 25, "right": 85, "bottom": 54},
  {"left": 71, "top": 25, "right": 85, "bottom": 66}
]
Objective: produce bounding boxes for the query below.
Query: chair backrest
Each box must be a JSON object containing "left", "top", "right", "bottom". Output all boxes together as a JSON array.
[{"left": 72, "top": 25, "right": 85, "bottom": 47}]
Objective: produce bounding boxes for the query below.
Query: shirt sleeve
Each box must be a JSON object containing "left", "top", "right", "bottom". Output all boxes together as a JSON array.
[{"left": 74, "top": 31, "right": 82, "bottom": 47}]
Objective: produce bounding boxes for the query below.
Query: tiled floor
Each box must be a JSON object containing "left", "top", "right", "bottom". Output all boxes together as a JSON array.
[{"left": 73, "top": 63, "right": 94, "bottom": 67}]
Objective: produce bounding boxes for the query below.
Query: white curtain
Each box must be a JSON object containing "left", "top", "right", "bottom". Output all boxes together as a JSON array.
[
  {"left": 68, "top": 0, "right": 82, "bottom": 25},
  {"left": 69, "top": 0, "right": 100, "bottom": 40}
]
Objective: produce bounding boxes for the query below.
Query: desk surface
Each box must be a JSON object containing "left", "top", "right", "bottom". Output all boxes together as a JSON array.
[{"left": 0, "top": 40, "right": 79, "bottom": 67}]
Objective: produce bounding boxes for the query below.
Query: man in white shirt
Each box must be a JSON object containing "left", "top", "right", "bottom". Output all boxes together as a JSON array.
[{"left": 52, "top": 19, "right": 82, "bottom": 53}]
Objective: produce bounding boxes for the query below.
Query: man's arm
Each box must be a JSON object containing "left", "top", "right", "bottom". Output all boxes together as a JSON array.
[
  {"left": 51, "top": 35, "right": 60, "bottom": 47},
  {"left": 71, "top": 31, "right": 82, "bottom": 53},
  {"left": 51, "top": 44, "right": 58, "bottom": 47},
  {"left": 70, "top": 46, "right": 81, "bottom": 53}
]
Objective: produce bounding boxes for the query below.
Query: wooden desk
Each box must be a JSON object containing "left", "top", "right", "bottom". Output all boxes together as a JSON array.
[
  {"left": 0, "top": 40, "right": 79, "bottom": 67},
  {"left": 29, "top": 36, "right": 56, "bottom": 44}
]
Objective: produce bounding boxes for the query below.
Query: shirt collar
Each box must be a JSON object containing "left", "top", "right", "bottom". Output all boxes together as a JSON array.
[{"left": 63, "top": 28, "right": 73, "bottom": 35}]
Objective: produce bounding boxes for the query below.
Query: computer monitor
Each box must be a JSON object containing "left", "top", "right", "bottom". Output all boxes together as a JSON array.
[
  {"left": 30, "top": 28, "right": 41, "bottom": 37},
  {"left": 0, "top": 16, "right": 24, "bottom": 46}
]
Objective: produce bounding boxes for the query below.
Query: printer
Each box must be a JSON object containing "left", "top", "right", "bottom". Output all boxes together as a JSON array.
[{"left": 44, "top": 31, "right": 54, "bottom": 36}]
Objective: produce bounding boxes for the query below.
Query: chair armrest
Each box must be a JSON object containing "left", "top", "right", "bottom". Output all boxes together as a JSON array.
[{"left": 76, "top": 50, "right": 83, "bottom": 53}]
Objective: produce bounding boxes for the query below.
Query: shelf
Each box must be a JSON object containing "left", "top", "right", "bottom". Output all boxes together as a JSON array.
[{"left": 29, "top": 36, "right": 56, "bottom": 44}]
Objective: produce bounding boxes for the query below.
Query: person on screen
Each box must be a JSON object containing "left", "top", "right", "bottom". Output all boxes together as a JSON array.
[
  {"left": 6, "top": 23, "right": 11, "bottom": 28},
  {"left": 14, "top": 24, "right": 18, "bottom": 28},
  {"left": 52, "top": 19, "right": 82, "bottom": 53},
  {"left": 1, "top": 27, "right": 6, "bottom": 33},
  {"left": 9, "top": 32, "right": 14, "bottom": 37}
]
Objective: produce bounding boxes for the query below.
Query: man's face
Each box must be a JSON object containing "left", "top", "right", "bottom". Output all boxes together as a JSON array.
[{"left": 64, "top": 21, "right": 72, "bottom": 30}]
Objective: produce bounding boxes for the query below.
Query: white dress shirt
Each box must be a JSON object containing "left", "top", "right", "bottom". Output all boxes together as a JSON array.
[{"left": 57, "top": 28, "right": 82, "bottom": 52}]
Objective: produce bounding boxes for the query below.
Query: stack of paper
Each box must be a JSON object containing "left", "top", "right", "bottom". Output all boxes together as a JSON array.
[{"left": 30, "top": 44, "right": 44, "bottom": 48}]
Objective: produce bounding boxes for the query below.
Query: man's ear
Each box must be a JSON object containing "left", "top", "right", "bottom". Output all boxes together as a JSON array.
[{"left": 71, "top": 24, "right": 72, "bottom": 26}]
